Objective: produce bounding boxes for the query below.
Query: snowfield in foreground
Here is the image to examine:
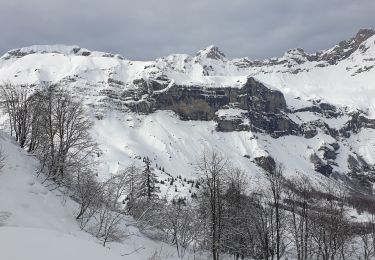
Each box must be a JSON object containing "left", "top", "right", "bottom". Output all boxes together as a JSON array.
[
  {"left": 0, "top": 227, "right": 124, "bottom": 260},
  {"left": 0, "top": 133, "right": 184, "bottom": 260}
]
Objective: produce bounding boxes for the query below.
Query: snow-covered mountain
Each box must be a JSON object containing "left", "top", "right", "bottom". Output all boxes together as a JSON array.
[{"left": 0, "top": 28, "right": 375, "bottom": 193}]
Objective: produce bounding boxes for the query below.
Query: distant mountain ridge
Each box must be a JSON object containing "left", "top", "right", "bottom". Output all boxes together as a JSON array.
[{"left": 3, "top": 28, "right": 374, "bottom": 65}]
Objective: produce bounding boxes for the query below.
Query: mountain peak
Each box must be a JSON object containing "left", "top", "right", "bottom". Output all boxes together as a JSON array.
[
  {"left": 317, "top": 28, "right": 375, "bottom": 64},
  {"left": 196, "top": 45, "right": 226, "bottom": 60},
  {"left": 354, "top": 28, "right": 375, "bottom": 41},
  {"left": 337, "top": 28, "right": 375, "bottom": 48}
]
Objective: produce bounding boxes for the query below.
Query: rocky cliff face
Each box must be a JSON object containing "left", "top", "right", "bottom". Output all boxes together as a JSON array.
[
  {"left": 120, "top": 73, "right": 375, "bottom": 190},
  {"left": 126, "top": 77, "right": 299, "bottom": 137}
]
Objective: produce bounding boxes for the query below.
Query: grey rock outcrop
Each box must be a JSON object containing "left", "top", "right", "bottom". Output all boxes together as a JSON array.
[
  {"left": 309, "top": 153, "right": 333, "bottom": 176},
  {"left": 340, "top": 112, "right": 375, "bottom": 137},
  {"left": 254, "top": 155, "right": 276, "bottom": 173},
  {"left": 347, "top": 154, "right": 375, "bottom": 189},
  {"left": 149, "top": 77, "right": 299, "bottom": 137},
  {"left": 319, "top": 143, "right": 338, "bottom": 161}
]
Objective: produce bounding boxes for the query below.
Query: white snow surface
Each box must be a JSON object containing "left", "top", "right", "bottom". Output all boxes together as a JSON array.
[
  {"left": 0, "top": 133, "right": 190, "bottom": 260},
  {"left": 0, "top": 227, "right": 125, "bottom": 260}
]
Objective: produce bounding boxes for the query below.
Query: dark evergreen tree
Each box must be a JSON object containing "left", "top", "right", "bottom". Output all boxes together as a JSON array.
[{"left": 139, "top": 157, "right": 160, "bottom": 199}]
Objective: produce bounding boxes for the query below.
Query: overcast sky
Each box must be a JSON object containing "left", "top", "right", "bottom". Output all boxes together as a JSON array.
[{"left": 1, "top": 0, "right": 374, "bottom": 60}]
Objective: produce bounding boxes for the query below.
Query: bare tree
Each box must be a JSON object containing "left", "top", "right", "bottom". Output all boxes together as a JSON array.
[
  {"left": 33, "top": 86, "right": 96, "bottom": 184},
  {"left": 263, "top": 163, "right": 287, "bottom": 260},
  {"left": 159, "top": 199, "right": 201, "bottom": 258},
  {"left": 357, "top": 223, "right": 374, "bottom": 260},
  {"left": 309, "top": 185, "right": 354, "bottom": 260},
  {"left": 196, "top": 150, "right": 229, "bottom": 260},
  {"left": 0, "top": 84, "right": 128, "bottom": 248},
  {"left": 284, "top": 175, "right": 314, "bottom": 260},
  {"left": 106, "top": 170, "right": 131, "bottom": 210},
  {"left": 221, "top": 167, "right": 250, "bottom": 259},
  {"left": 250, "top": 192, "right": 278, "bottom": 260},
  {"left": 73, "top": 168, "right": 103, "bottom": 228},
  {"left": 93, "top": 205, "right": 125, "bottom": 247},
  {"left": 83, "top": 173, "right": 129, "bottom": 247},
  {"left": 369, "top": 212, "right": 375, "bottom": 260},
  {"left": 27, "top": 90, "right": 45, "bottom": 152},
  {"left": 122, "top": 164, "right": 142, "bottom": 214},
  {"left": 0, "top": 83, "right": 33, "bottom": 148}
]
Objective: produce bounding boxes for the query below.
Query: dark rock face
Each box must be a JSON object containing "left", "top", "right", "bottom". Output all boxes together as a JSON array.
[
  {"left": 319, "top": 144, "right": 338, "bottom": 160},
  {"left": 301, "top": 120, "right": 338, "bottom": 139},
  {"left": 216, "top": 117, "right": 250, "bottom": 132},
  {"left": 340, "top": 112, "right": 375, "bottom": 137},
  {"left": 196, "top": 45, "right": 226, "bottom": 60},
  {"left": 133, "top": 78, "right": 168, "bottom": 94},
  {"left": 4, "top": 49, "right": 35, "bottom": 59},
  {"left": 319, "top": 28, "right": 375, "bottom": 65},
  {"left": 239, "top": 78, "right": 299, "bottom": 137},
  {"left": 301, "top": 124, "right": 318, "bottom": 138},
  {"left": 254, "top": 155, "right": 276, "bottom": 173},
  {"left": 125, "top": 100, "right": 154, "bottom": 114},
  {"left": 153, "top": 85, "right": 225, "bottom": 120},
  {"left": 124, "top": 76, "right": 374, "bottom": 142},
  {"left": 242, "top": 78, "right": 286, "bottom": 112},
  {"left": 309, "top": 153, "right": 333, "bottom": 176},
  {"left": 316, "top": 164, "right": 333, "bottom": 176},
  {"left": 149, "top": 77, "right": 299, "bottom": 137},
  {"left": 347, "top": 154, "right": 375, "bottom": 189},
  {"left": 295, "top": 101, "right": 341, "bottom": 118},
  {"left": 348, "top": 154, "right": 374, "bottom": 173}
]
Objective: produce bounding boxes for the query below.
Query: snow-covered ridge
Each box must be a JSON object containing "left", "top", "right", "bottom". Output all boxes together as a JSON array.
[
  {"left": 0, "top": 29, "right": 374, "bottom": 123},
  {"left": 1, "top": 44, "right": 125, "bottom": 60},
  {"left": 3, "top": 28, "right": 373, "bottom": 65}
]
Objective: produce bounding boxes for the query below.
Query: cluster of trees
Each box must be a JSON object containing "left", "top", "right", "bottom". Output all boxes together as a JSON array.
[
  {"left": 0, "top": 83, "right": 95, "bottom": 184},
  {"left": 137, "top": 151, "right": 375, "bottom": 260},
  {"left": 94, "top": 149, "right": 375, "bottom": 260},
  {"left": 0, "top": 83, "right": 124, "bottom": 245},
  {"left": 3, "top": 83, "right": 375, "bottom": 259},
  {"left": 0, "top": 83, "right": 166, "bottom": 246}
]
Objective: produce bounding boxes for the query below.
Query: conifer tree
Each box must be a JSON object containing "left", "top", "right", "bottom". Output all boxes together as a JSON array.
[{"left": 139, "top": 157, "right": 160, "bottom": 199}]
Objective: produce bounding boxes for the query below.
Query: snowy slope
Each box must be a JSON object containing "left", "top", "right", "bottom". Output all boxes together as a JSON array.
[
  {"left": 0, "top": 228, "right": 125, "bottom": 260},
  {"left": 0, "top": 133, "right": 187, "bottom": 260},
  {"left": 0, "top": 29, "right": 374, "bottom": 192}
]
